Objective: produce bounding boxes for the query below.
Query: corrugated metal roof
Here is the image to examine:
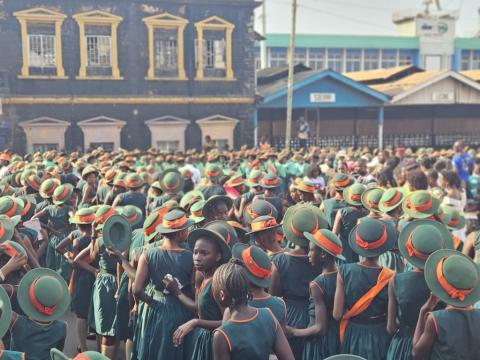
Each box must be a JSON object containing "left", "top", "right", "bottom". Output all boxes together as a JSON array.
[
  {"left": 370, "top": 71, "right": 443, "bottom": 95},
  {"left": 344, "top": 65, "right": 416, "bottom": 82},
  {"left": 460, "top": 70, "right": 480, "bottom": 81},
  {"left": 265, "top": 34, "right": 419, "bottom": 49},
  {"left": 258, "top": 69, "right": 321, "bottom": 98},
  {"left": 454, "top": 38, "right": 480, "bottom": 50}
]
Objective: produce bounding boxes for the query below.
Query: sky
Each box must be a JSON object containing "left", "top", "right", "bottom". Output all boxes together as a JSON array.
[{"left": 255, "top": 0, "right": 480, "bottom": 37}]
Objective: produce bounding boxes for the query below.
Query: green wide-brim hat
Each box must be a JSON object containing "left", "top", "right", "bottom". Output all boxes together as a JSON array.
[
  {"left": 52, "top": 184, "right": 73, "bottom": 205},
  {"left": 82, "top": 165, "right": 98, "bottom": 179},
  {"left": 187, "top": 228, "right": 232, "bottom": 264},
  {"left": 203, "top": 195, "right": 233, "bottom": 220},
  {"left": 304, "top": 229, "right": 346, "bottom": 261},
  {"left": 348, "top": 218, "right": 396, "bottom": 257},
  {"left": 245, "top": 215, "right": 282, "bottom": 235},
  {"left": 0, "top": 285, "right": 12, "bottom": 338},
  {"left": 361, "top": 186, "right": 384, "bottom": 213},
  {"left": 378, "top": 188, "right": 405, "bottom": 213},
  {"left": 283, "top": 204, "right": 329, "bottom": 247},
  {"left": 155, "top": 209, "right": 194, "bottom": 234},
  {"left": 343, "top": 183, "right": 366, "bottom": 206},
  {"left": 102, "top": 214, "right": 132, "bottom": 252},
  {"left": 17, "top": 268, "right": 70, "bottom": 322},
  {"left": 325, "top": 355, "right": 366, "bottom": 360},
  {"left": 159, "top": 169, "right": 184, "bottom": 194},
  {"left": 440, "top": 205, "right": 466, "bottom": 230},
  {"left": 189, "top": 200, "right": 206, "bottom": 224},
  {"left": 243, "top": 199, "right": 278, "bottom": 224},
  {"left": 203, "top": 220, "right": 238, "bottom": 246},
  {"left": 398, "top": 219, "right": 453, "bottom": 269},
  {"left": 70, "top": 208, "right": 96, "bottom": 224},
  {"left": 180, "top": 190, "right": 204, "bottom": 209},
  {"left": 120, "top": 205, "right": 143, "bottom": 227},
  {"left": 403, "top": 190, "right": 440, "bottom": 219},
  {"left": 1, "top": 240, "right": 27, "bottom": 257},
  {"left": 50, "top": 349, "right": 109, "bottom": 360},
  {"left": 330, "top": 173, "right": 354, "bottom": 191},
  {"left": 425, "top": 249, "right": 480, "bottom": 307},
  {"left": 236, "top": 245, "right": 273, "bottom": 288},
  {"left": 0, "top": 215, "right": 15, "bottom": 243}
]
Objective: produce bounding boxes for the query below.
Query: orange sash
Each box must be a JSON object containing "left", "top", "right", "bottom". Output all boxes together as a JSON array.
[
  {"left": 452, "top": 235, "right": 461, "bottom": 250},
  {"left": 339, "top": 267, "right": 394, "bottom": 343}
]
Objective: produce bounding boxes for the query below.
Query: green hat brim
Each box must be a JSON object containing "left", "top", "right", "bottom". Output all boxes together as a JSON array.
[
  {"left": 304, "top": 232, "right": 346, "bottom": 261},
  {"left": 343, "top": 187, "right": 363, "bottom": 206},
  {"left": 190, "top": 216, "right": 205, "bottom": 224},
  {"left": 424, "top": 249, "right": 480, "bottom": 307},
  {"left": 324, "top": 355, "right": 366, "bottom": 360},
  {"left": 243, "top": 202, "right": 278, "bottom": 225},
  {"left": 0, "top": 217, "right": 15, "bottom": 243},
  {"left": 282, "top": 204, "right": 329, "bottom": 247},
  {"left": 348, "top": 220, "right": 397, "bottom": 257},
  {"left": 203, "top": 196, "right": 233, "bottom": 221},
  {"left": 231, "top": 243, "right": 272, "bottom": 288},
  {"left": 402, "top": 196, "right": 440, "bottom": 219},
  {"left": 187, "top": 228, "right": 232, "bottom": 263},
  {"left": 378, "top": 189, "right": 405, "bottom": 213},
  {"left": 159, "top": 169, "right": 185, "bottom": 194},
  {"left": 0, "top": 285, "right": 12, "bottom": 338},
  {"left": 2, "top": 240, "right": 27, "bottom": 257},
  {"left": 398, "top": 219, "right": 453, "bottom": 269},
  {"left": 17, "top": 268, "right": 70, "bottom": 322},
  {"left": 102, "top": 215, "right": 132, "bottom": 252},
  {"left": 145, "top": 231, "right": 158, "bottom": 243},
  {"left": 245, "top": 223, "right": 281, "bottom": 236},
  {"left": 156, "top": 218, "right": 195, "bottom": 234},
  {"left": 179, "top": 190, "right": 204, "bottom": 209},
  {"left": 361, "top": 187, "right": 384, "bottom": 213},
  {"left": 121, "top": 207, "right": 143, "bottom": 227},
  {"left": 50, "top": 348, "right": 70, "bottom": 360}
]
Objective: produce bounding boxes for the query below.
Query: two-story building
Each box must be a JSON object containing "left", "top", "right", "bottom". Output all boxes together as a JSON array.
[{"left": 0, "top": 0, "right": 258, "bottom": 153}]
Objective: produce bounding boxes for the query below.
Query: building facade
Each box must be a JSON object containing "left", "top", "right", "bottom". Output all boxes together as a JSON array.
[{"left": 0, "top": 0, "right": 257, "bottom": 153}]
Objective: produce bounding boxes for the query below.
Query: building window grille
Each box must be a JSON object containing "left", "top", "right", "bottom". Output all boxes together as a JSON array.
[
  {"left": 472, "top": 51, "right": 480, "bottom": 69},
  {"left": 154, "top": 29, "right": 178, "bottom": 72},
  {"left": 364, "top": 49, "right": 379, "bottom": 70},
  {"left": 28, "top": 33, "right": 56, "bottom": 68},
  {"left": 327, "top": 49, "right": 343, "bottom": 72},
  {"left": 308, "top": 49, "right": 325, "bottom": 69},
  {"left": 461, "top": 51, "right": 471, "bottom": 70},
  {"left": 381, "top": 49, "right": 397, "bottom": 68},
  {"left": 293, "top": 48, "right": 307, "bottom": 64},
  {"left": 269, "top": 48, "right": 287, "bottom": 67},
  {"left": 86, "top": 35, "right": 111, "bottom": 67},
  {"left": 399, "top": 50, "right": 413, "bottom": 66},
  {"left": 346, "top": 49, "right": 361, "bottom": 72}
]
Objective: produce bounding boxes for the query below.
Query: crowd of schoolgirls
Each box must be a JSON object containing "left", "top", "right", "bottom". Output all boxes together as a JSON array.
[{"left": 0, "top": 144, "right": 477, "bottom": 360}]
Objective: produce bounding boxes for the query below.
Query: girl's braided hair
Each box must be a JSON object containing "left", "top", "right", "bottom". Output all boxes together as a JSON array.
[{"left": 212, "top": 259, "right": 250, "bottom": 307}]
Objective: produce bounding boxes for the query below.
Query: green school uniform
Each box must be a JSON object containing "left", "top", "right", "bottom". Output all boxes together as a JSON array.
[
  {"left": 378, "top": 219, "right": 404, "bottom": 273},
  {"left": 45, "top": 205, "right": 72, "bottom": 282},
  {"left": 339, "top": 263, "right": 391, "bottom": 360},
  {"left": 272, "top": 252, "right": 317, "bottom": 359},
  {"left": 197, "top": 184, "right": 227, "bottom": 200},
  {"left": 10, "top": 315, "right": 66, "bottom": 360},
  {"left": 0, "top": 351, "right": 24, "bottom": 360},
  {"left": 303, "top": 271, "right": 339, "bottom": 360},
  {"left": 92, "top": 237, "right": 117, "bottom": 337},
  {"left": 71, "top": 234, "right": 94, "bottom": 319},
  {"left": 322, "top": 198, "right": 347, "bottom": 229},
  {"left": 250, "top": 294, "right": 287, "bottom": 328},
  {"left": 338, "top": 207, "right": 365, "bottom": 263},
  {"left": 429, "top": 308, "right": 480, "bottom": 360},
  {"left": 214, "top": 308, "right": 278, "bottom": 360},
  {"left": 191, "top": 279, "right": 222, "bottom": 360},
  {"left": 386, "top": 270, "right": 430, "bottom": 360},
  {"left": 135, "top": 246, "right": 194, "bottom": 360}
]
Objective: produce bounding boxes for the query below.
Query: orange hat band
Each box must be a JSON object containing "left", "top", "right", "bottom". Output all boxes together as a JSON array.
[
  {"left": 263, "top": 178, "right": 280, "bottom": 186},
  {"left": 54, "top": 186, "right": 70, "bottom": 201},
  {"left": 313, "top": 231, "right": 342, "bottom": 255},
  {"left": 164, "top": 178, "right": 180, "bottom": 191},
  {"left": 405, "top": 196, "right": 432, "bottom": 212},
  {"left": 448, "top": 218, "right": 460, "bottom": 227},
  {"left": 192, "top": 209, "right": 203, "bottom": 218},
  {"left": 297, "top": 182, "right": 315, "bottom": 193},
  {"left": 251, "top": 218, "right": 278, "bottom": 232},
  {"left": 334, "top": 178, "right": 350, "bottom": 187},
  {"left": 96, "top": 208, "right": 116, "bottom": 224},
  {"left": 291, "top": 221, "right": 318, "bottom": 238},
  {"left": 126, "top": 180, "right": 142, "bottom": 188},
  {"left": 405, "top": 233, "right": 429, "bottom": 261},
  {"left": 162, "top": 215, "right": 188, "bottom": 229},
  {"left": 355, "top": 225, "right": 387, "bottom": 250},
  {"left": 144, "top": 215, "right": 162, "bottom": 236},
  {"left": 125, "top": 214, "right": 139, "bottom": 223},
  {"left": 228, "top": 177, "right": 243, "bottom": 186},
  {"left": 28, "top": 176, "right": 41, "bottom": 189},
  {"left": 0, "top": 226, "right": 5, "bottom": 239},
  {"left": 77, "top": 213, "right": 96, "bottom": 223},
  {"left": 246, "top": 205, "right": 272, "bottom": 220},
  {"left": 0, "top": 242, "right": 18, "bottom": 257},
  {"left": 367, "top": 200, "right": 379, "bottom": 209},
  {"left": 436, "top": 257, "right": 473, "bottom": 302},
  {"left": 350, "top": 194, "right": 361, "bottom": 201},
  {"left": 20, "top": 201, "right": 31, "bottom": 216},
  {"left": 382, "top": 191, "right": 402, "bottom": 207},
  {"left": 242, "top": 246, "right": 272, "bottom": 278},
  {"left": 205, "top": 170, "right": 221, "bottom": 178},
  {"left": 29, "top": 279, "right": 55, "bottom": 316},
  {"left": 74, "top": 354, "right": 92, "bottom": 360},
  {"left": 5, "top": 202, "right": 17, "bottom": 218}
]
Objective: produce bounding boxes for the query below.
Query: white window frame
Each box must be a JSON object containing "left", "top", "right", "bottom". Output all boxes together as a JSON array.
[
  {"left": 28, "top": 33, "right": 56, "bottom": 68},
  {"left": 154, "top": 30, "right": 178, "bottom": 71},
  {"left": 86, "top": 35, "right": 112, "bottom": 67}
]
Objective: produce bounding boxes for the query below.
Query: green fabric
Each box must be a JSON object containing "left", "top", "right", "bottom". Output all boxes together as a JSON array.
[
  {"left": 338, "top": 207, "right": 365, "bottom": 263},
  {"left": 250, "top": 295, "right": 286, "bottom": 328},
  {"left": 71, "top": 234, "right": 94, "bottom": 319},
  {"left": 323, "top": 198, "right": 347, "bottom": 228},
  {"left": 115, "top": 272, "right": 131, "bottom": 341},
  {"left": 92, "top": 272, "right": 117, "bottom": 337}
]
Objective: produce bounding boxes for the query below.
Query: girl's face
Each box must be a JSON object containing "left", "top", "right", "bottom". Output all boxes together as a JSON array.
[
  {"left": 193, "top": 237, "right": 221, "bottom": 273},
  {"left": 86, "top": 173, "right": 97, "bottom": 184},
  {"left": 308, "top": 242, "right": 323, "bottom": 267}
]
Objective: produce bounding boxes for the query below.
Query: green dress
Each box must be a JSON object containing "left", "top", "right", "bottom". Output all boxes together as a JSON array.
[
  {"left": 323, "top": 198, "right": 347, "bottom": 229},
  {"left": 386, "top": 270, "right": 430, "bottom": 360},
  {"left": 92, "top": 237, "right": 117, "bottom": 337},
  {"left": 303, "top": 271, "right": 339, "bottom": 360},
  {"left": 429, "top": 308, "right": 480, "bottom": 359},
  {"left": 214, "top": 308, "right": 278, "bottom": 360},
  {"left": 0, "top": 351, "right": 24, "bottom": 359},
  {"left": 250, "top": 295, "right": 286, "bottom": 327},
  {"left": 190, "top": 279, "right": 222, "bottom": 360},
  {"left": 71, "top": 234, "right": 95, "bottom": 319},
  {"left": 272, "top": 252, "right": 317, "bottom": 359},
  {"left": 45, "top": 205, "right": 72, "bottom": 282},
  {"left": 136, "top": 246, "right": 194, "bottom": 360},
  {"left": 340, "top": 263, "right": 391, "bottom": 360},
  {"left": 10, "top": 315, "right": 66, "bottom": 360},
  {"left": 338, "top": 207, "right": 365, "bottom": 263},
  {"left": 378, "top": 219, "right": 404, "bottom": 273}
]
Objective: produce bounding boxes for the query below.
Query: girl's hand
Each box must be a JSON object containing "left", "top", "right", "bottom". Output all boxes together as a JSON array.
[
  {"left": 422, "top": 293, "right": 439, "bottom": 312},
  {"left": 4, "top": 253, "right": 28, "bottom": 272},
  {"left": 172, "top": 319, "right": 197, "bottom": 347},
  {"left": 162, "top": 274, "right": 181, "bottom": 296},
  {"left": 285, "top": 326, "right": 296, "bottom": 337}
]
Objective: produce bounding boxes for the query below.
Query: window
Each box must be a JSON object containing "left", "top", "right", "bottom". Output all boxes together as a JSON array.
[
  {"left": 399, "top": 50, "right": 413, "bottom": 66},
  {"left": 472, "top": 51, "right": 480, "bottom": 69},
  {"left": 294, "top": 48, "right": 307, "bottom": 64},
  {"left": 327, "top": 49, "right": 343, "bottom": 72},
  {"left": 461, "top": 50, "right": 471, "bottom": 70},
  {"left": 143, "top": 13, "right": 188, "bottom": 80},
  {"left": 90, "top": 142, "right": 114, "bottom": 151},
  {"left": 195, "top": 16, "right": 235, "bottom": 80},
  {"left": 308, "top": 49, "right": 325, "bottom": 69},
  {"left": 215, "top": 139, "right": 228, "bottom": 151},
  {"left": 345, "top": 49, "right": 361, "bottom": 72},
  {"left": 14, "top": 7, "right": 66, "bottom": 78},
  {"left": 157, "top": 140, "right": 179, "bottom": 151},
  {"left": 364, "top": 49, "right": 379, "bottom": 70},
  {"left": 73, "top": 10, "right": 122, "bottom": 80},
  {"left": 33, "top": 143, "right": 58, "bottom": 152},
  {"left": 254, "top": 48, "right": 261, "bottom": 70},
  {"left": 381, "top": 49, "right": 397, "bottom": 68},
  {"left": 269, "top": 48, "right": 287, "bottom": 67}
]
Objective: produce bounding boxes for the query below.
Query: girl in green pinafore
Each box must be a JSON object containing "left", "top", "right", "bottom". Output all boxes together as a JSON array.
[
  {"left": 333, "top": 218, "right": 396, "bottom": 360},
  {"left": 212, "top": 261, "right": 294, "bottom": 360},
  {"left": 287, "top": 229, "right": 345, "bottom": 360},
  {"left": 386, "top": 219, "right": 452, "bottom": 360},
  {"left": 320, "top": 173, "right": 353, "bottom": 228},
  {"left": 162, "top": 226, "right": 231, "bottom": 360},
  {"left": 33, "top": 184, "right": 73, "bottom": 282},
  {"left": 333, "top": 183, "right": 367, "bottom": 264},
  {"left": 132, "top": 209, "right": 194, "bottom": 360}
]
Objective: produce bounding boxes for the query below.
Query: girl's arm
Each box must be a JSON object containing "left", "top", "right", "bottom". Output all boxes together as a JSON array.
[
  {"left": 412, "top": 294, "right": 439, "bottom": 359},
  {"left": 269, "top": 265, "right": 282, "bottom": 297},
  {"left": 212, "top": 331, "right": 231, "bottom": 360},
  {"left": 332, "top": 210, "right": 343, "bottom": 235},
  {"left": 462, "top": 231, "right": 476, "bottom": 258},
  {"left": 55, "top": 233, "right": 73, "bottom": 255},
  {"left": 173, "top": 319, "right": 222, "bottom": 347},
  {"left": 387, "top": 277, "right": 399, "bottom": 335},
  {"left": 273, "top": 322, "right": 295, "bottom": 360},
  {"left": 287, "top": 282, "right": 327, "bottom": 337},
  {"left": 31, "top": 208, "right": 48, "bottom": 220},
  {"left": 73, "top": 244, "right": 98, "bottom": 277},
  {"left": 332, "top": 271, "right": 345, "bottom": 321},
  {"left": 132, "top": 253, "right": 153, "bottom": 304},
  {"left": 111, "top": 194, "right": 121, "bottom": 208}
]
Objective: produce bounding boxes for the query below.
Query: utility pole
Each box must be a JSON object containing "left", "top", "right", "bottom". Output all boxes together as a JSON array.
[
  {"left": 285, "top": 0, "right": 297, "bottom": 149},
  {"left": 260, "top": 0, "right": 267, "bottom": 68}
]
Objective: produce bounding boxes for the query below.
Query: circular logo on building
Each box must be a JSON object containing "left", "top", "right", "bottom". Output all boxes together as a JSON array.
[{"left": 437, "top": 22, "right": 448, "bottom": 34}]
